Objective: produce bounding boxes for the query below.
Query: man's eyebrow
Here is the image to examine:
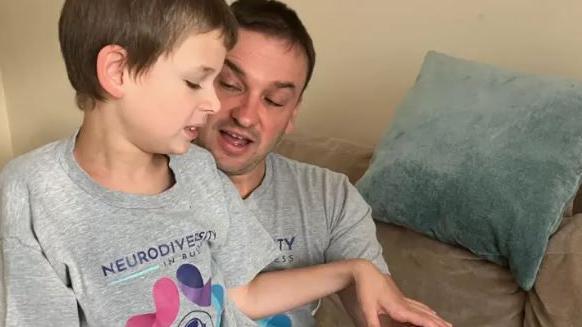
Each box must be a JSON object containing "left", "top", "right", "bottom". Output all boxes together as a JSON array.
[
  {"left": 224, "top": 59, "right": 245, "bottom": 77},
  {"left": 224, "top": 59, "right": 296, "bottom": 90},
  {"left": 274, "top": 81, "right": 296, "bottom": 90}
]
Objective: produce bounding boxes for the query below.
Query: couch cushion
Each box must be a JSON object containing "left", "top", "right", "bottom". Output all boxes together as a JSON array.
[
  {"left": 314, "top": 295, "right": 356, "bottom": 327},
  {"left": 376, "top": 221, "right": 525, "bottom": 327},
  {"left": 357, "top": 51, "right": 582, "bottom": 290},
  {"left": 524, "top": 213, "right": 582, "bottom": 326}
]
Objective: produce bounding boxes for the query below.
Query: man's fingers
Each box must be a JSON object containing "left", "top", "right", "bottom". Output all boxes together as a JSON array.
[
  {"left": 380, "top": 298, "right": 452, "bottom": 327},
  {"left": 402, "top": 298, "right": 450, "bottom": 326},
  {"left": 363, "top": 306, "right": 382, "bottom": 327},
  {"left": 411, "top": 310, "right": 452, "bottom": 327},
  {"left": 407, "top": 308, "right": 451, "bottom": 327},
  {"left": 406, "top": 298, "right": 435, "bottom": 314}
]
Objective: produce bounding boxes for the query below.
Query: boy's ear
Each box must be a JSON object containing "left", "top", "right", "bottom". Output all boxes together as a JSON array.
[{"left": 96, "top": 45, "right": 128, "bottom": 99}]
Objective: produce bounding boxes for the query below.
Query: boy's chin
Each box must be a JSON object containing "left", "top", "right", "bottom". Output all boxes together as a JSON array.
[
  {"left": 169, "top": 145, "right": 191, "bottom": 155},
  {"left": 160, "top": 141, "right": 192, "bottom": 156}
]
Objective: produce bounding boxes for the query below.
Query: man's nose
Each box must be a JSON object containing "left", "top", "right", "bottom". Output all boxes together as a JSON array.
[{"left": 232, "top": 94, "right": 260, "bottom": 128}]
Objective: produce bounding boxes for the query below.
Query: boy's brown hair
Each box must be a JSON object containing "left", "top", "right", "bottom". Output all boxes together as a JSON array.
[{"left": 59, "top": 0, "right": 238, "bottom": 110}]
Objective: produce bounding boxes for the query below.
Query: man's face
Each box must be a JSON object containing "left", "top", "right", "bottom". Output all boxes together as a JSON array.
[{"left": 197, "top": 29, "right": 309, "bottom": 176}]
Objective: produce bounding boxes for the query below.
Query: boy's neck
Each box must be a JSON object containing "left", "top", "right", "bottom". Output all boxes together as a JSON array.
[{"left": 74, "top": 106, "right": 174, "bottom": 195}]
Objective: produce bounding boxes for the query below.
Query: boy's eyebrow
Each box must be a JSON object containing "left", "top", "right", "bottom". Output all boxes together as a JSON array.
[{"left": 189, "top": 66, "right": 215, "bottom": 79}]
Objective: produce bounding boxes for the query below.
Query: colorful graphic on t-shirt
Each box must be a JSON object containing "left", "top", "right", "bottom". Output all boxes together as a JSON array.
[
  {"left": 177, "top": 263, "right": 213, "bottom": 307},
  {"left": 257, "top": 314, "right": 292, "bottom": 327},
  {"left": 210, "top": 285, "right": 225, "bottom": 327},
  {"left": 176, "top": 311, "right": 213, "bottom": 327},
  {"left": 126, "top": 264, "right": 224, "bottom": 327},
  {"left": 126, "top": 278, "right": 180, "bottom": 327}
]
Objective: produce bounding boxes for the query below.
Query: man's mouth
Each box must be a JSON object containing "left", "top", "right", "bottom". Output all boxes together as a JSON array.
[{"left": 219, "top": 130, "right": 253, "bottom": 148}]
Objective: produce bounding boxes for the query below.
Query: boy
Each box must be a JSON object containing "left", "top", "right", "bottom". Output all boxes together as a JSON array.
[{"left": 0, "top": 1, "right": 449, "bottom": 326}]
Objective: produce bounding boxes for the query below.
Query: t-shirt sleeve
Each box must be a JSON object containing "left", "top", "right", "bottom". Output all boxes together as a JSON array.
[
  {"left": 212, "top": 173, "right": 280, "bottom": 289},
  {"left": 1, "top": 165, "right": 80, "bottom": 326},
  {"left": 324, "top": 174, "right": 390, "bottom": 274}
]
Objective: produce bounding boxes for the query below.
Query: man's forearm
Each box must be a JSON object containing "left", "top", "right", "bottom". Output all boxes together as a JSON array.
[{"left": 228, "top": 259, "right": 368, "bottom": 320}]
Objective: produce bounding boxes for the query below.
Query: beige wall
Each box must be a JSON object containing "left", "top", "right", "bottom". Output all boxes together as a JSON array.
[
  {"left": 0, "top": 0, "right": 79, "bottom": 159},
  {"left": 288, "top": 0, "right": 582, "bottom": 145},
  {"left": 1, "top": 0, "right": 582, "bottom": 159},
  {"left": 0, "top": 69, "right": 13, "bottom": 168}
]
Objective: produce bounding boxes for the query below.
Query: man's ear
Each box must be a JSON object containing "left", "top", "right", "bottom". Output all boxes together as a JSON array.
[
  {"left": 284, "top": 97, "right": 302, "bottom": 134},
  {"left": 96, "top": 44, "right": 128, "bottom": 99}
]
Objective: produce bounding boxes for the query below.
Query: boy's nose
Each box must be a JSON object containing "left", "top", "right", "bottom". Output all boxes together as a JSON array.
[
  {"left": 206, "top": 87, "right": 221, "bottom": 114},
  {"left": 197, "top": 88, "right": 221, "bottom": 116}
]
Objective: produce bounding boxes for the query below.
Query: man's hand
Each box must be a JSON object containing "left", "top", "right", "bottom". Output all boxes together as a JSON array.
[{"left": 349, "top": 260, "right": 452, "bottom": 327}]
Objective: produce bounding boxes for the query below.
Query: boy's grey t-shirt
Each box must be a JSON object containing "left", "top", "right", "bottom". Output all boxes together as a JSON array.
[
  {"left": 0, "top": 134, "right": 278, "bottom": 327},
  {"left": 245, "top": 153, "right": 390, "bottom": 326}
]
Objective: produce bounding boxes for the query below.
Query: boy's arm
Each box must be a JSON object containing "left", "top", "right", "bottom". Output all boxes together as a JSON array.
[
  {"left": 229, "top": 259, "right": 451, "bottom": 327},
  {"left": 1, "top": 169, "right": 79, "bottom": 326},
  {"left": 213, "top": 170, "right": 449, "bottom": 326},
  {"left": 228, "top": 259, "right": 362, "bottom": 320}
]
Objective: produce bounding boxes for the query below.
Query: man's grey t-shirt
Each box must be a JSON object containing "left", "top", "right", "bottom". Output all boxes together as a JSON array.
[
  {"left": 0, "top": 134, "right": 278, "bottom": 326},
  {"left": 245, "top": 153, "right": 390, "bottom": 326}
]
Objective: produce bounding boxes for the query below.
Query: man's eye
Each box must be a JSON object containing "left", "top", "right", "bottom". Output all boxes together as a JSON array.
[
  {"left": 219, "top": 81, "right": 241, "bottom": 92},
  {"left": 185, "top": 81, "right": 201, "bottom": 90},
  {"left": 265, "top": 98, "right": 284, "bottom": 107}
]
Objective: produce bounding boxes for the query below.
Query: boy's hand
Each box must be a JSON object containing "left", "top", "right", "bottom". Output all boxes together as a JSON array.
[{"left": 351, "top": 260, "right": 452, "bottom": 327}]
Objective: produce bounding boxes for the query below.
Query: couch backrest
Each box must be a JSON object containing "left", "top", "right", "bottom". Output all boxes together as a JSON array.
[{"left": 274, "top": 133, "right": 373, "bottom": 184}]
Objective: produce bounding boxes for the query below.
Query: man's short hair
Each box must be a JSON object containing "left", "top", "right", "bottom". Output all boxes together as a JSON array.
[
  {"left": 59, "top": 0, "right": 238, "bottom": 110},
  {"left": 230, "top": 0, "right": 316, "bottom": 92}
]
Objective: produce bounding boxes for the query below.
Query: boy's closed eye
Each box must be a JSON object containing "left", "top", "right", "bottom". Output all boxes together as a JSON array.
[{"left": 185, "top": 80, "right": 202, "bottom": 90}]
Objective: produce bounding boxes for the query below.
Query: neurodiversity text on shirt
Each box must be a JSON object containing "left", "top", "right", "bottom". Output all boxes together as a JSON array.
[{"left": 101, "top": 231, "right": 217, "bottom": 277}]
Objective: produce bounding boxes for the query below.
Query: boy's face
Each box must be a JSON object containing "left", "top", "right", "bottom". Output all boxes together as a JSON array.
[
  {"left": 118, "top": 29, "right": 226, "bottom": 155},
  {"left": 196, "top": 29, "right": 308, "bottom": 176}
]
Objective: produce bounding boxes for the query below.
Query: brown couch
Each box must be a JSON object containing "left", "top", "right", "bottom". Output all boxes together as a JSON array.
[{"left": 275, "top": 133, "right": 582, "bottom": 327}]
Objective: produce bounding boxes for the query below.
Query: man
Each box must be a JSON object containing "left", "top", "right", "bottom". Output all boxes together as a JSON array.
[{"left": 197, "top": 1, "right": 450, "bottom": 326}]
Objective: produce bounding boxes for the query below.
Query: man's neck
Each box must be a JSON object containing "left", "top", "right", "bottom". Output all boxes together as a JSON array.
[{"left": 229, "top": 160, "right": 267, "bottom": 199}]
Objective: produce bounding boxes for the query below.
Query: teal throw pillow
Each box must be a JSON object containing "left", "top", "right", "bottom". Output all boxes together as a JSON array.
[{"left": 357, "top": 51, "right": 582, "bottom": 290}]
